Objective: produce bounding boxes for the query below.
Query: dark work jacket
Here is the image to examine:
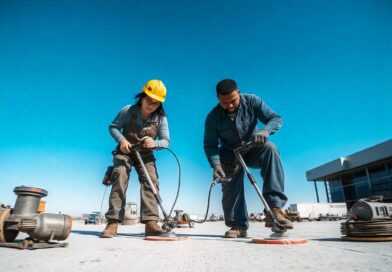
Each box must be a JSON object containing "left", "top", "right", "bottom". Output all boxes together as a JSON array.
[{"left": 203, "top": 93, "right": 282, "bottom": 166}]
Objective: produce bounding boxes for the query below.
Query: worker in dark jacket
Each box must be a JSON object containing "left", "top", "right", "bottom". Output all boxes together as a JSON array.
[
  {"left": 100, "top": 79, "right": 170, "bottom": 238},
  {"left": 203, "top": 79, "right": 293, "bottom": 238}
]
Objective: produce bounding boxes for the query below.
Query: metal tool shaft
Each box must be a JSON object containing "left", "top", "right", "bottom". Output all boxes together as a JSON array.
[
  {"left": 134, "top": 149, "right": 169, "bottom": 219},
  {"left": 236, "top": 153, "right": 272, "bottom": 214},
  {"left": 234, "top": 142, "right": 285, "bottom": 231}
]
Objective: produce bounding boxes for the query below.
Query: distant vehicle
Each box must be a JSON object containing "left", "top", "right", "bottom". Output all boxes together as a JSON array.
[
  {"left": 173, "top": 210, "right": 194, "bottom": 228},
  {"left": 209, "top": 213, "right": 219, "bottom": 222},
  {"left": 319, "top": 213, "right": 343, "bottom": 221},
  {"left": 0, "top": 203, "right": 11, "bottom": 209},
  {"left": 250, "top": 213, "right": 265, "bottom": 222},
  {"left": 288, "top": 203, "right": 347, "bottom": 222},
  {"left": 84, "top": 212, "right": 102, "bottom": 225},
  {"left": 285, "top": 209, "right": 300, "bottom": 222},
  {"left": 255, "top": 213, "right": 265, "bottom": 222}
]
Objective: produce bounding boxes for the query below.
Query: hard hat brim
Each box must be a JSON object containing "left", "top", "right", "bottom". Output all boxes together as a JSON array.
[{"left": 145, "top": 92, "right": 165, "bottom": 103}]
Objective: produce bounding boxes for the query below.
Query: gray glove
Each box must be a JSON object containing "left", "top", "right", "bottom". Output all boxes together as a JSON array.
[
  {"left": 213, "top": 164, "right": 226, "bottom": 180},
  {"left": 253, "top": 130, "right": 269, "bottom": 145}
]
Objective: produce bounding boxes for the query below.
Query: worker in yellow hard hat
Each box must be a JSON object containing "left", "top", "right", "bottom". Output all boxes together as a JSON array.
[{"left": 100, "top": 79, "right": 170, "bottom": 238}]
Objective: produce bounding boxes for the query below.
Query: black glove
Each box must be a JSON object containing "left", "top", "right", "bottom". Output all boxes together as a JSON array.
[
  {"left": 253, "top": 130, "right": 269, "bottom": 145},
  {"left": 213, "top": 164, "right": 226, "bottom": 180}
]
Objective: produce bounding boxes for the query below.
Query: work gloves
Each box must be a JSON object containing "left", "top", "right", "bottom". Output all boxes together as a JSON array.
[
  {"left": 253, "top": 130, "right": 269, "bottom": 145},
  {"left": 213, "top": 164, "right": 226, "bottom": 180}
]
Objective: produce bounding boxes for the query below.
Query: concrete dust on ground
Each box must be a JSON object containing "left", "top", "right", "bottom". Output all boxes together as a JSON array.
[{"left": 1, "top": 220, "right": 391, "bottom": 272}]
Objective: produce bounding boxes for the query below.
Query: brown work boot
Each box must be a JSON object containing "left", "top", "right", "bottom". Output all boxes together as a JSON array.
[
  {"left": 145, "top": 221, "right": 166, "bottom": 236},
  {"left": 224, "top": 227, "right": 247, "bottom": 238},
  {"left": 99, "top": 219, "right": 119, "bottom": 238},
  {"left": 265, "top": 208, "right": 293, "bottom": 229}
]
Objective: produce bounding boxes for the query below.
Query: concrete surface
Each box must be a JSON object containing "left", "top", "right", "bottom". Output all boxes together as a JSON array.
[{"left": 1, "top": 220, "right": 391, "bottom": 272}]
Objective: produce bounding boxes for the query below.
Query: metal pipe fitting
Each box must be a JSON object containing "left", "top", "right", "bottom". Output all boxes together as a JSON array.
[
  {"left": 13, "top": 186, "right": 48, "bottom": 216},
  {"left": 2, "top": 186, "right": 72, "bottom": 242}
]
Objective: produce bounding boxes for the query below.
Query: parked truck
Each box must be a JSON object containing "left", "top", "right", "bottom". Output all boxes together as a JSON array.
[
  {"left": 287, "top": 203, "right": 347, "bottom": 221},
  {"left": 83, "top": 211, "right": 103, "bottom": 225}
]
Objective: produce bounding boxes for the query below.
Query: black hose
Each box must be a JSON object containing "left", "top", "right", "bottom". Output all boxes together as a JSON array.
[
  {"left": 189, "top": 178, "right": 231, "bottom": 224},
  {"left": 190, "top": 181, "right": 216, "bottom": 224},
  {"left": 157, "top": 146, "right": 225, "bottom": 225},
  {"left": 154, "top": 147, "right": 181, "bottom": 219},
  {"left": 100, "top": 186, "right": 108, "bottom": 217},
  {"left": 156, "top": 148, "right": 229, "bottom": 225},
  {"left": 100, "top": 145, "right": 181, "bottom": 224},
  {"left": 102, "top": 144, "right": 224, "bottom": 227}
]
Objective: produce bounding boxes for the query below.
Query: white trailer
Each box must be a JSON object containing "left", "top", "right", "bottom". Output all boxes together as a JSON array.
[{"left": 288, "top": 203, "right": 347, "bottom": 221}]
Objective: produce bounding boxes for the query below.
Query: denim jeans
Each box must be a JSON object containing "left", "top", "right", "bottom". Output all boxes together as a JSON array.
[{"left": 221, "top": 141, "right": 287, "bottom": 230}]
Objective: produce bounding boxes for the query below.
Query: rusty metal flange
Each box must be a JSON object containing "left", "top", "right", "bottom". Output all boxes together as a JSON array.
[{"left": 0, "top": 209, "right": 19, "bottom": 243}]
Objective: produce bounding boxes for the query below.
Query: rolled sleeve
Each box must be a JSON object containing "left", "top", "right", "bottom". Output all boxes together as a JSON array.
[
  {"left": 253, "top": 96, "right": 282, "bottom": 135},
  {"left": 109, "top": 105, "right": 132, "bottom": 143},
  {"left": 155, "top": 116, "right": 170, "bottom": 148},
  {"left": 203, "top": 112, "right": 221, "bottom": 167}
]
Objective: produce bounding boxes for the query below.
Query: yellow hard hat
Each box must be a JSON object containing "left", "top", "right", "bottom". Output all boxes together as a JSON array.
[{"left": 142, "top": 79, "right": 166, "bottom": 102}]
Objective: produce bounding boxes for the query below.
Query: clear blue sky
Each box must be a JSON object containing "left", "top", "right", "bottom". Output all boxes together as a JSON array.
[{"left": 1, "top": 0, "right": 391, "bottom": 216}]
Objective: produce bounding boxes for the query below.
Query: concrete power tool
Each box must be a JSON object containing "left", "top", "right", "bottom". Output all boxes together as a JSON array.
[
  {"left": 0, "top": 186, "right": 72, "bottom": 249},
  {"left": 233, "top": 141, "right": 286, "bottom": 234},
  {"left": 191, "top": 140, "right": 307, "bottom": 244},
  {"left": 191, "top": 141, "right": 286, "bottom": 233},
  {"left": 125, "top": 139, "right": 184, "bottom": 240},
  {"left": 234, "top": 141, "right": 309, "bottom": 244},
  {"left": 133, "top": 144, "right": 175, "bottom": 236}
]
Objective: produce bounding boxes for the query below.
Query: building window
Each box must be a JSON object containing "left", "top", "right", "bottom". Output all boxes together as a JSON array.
[
  {"left": 329, "top": 179, "right": 344, "bottom": 202},
  {"left": 370, "top": 165, "right": 392, "bottom": 199},
  {"left": 388, "top": 161, "right": 392, "bottom": 173},
  {"left": 353, "top": 170, "right": 372, "bottom": 199}
]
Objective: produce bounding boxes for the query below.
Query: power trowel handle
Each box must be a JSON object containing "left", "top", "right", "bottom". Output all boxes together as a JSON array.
[
  {"left": 242, "top": 140, "right": 259, "bottom": 150},
  {"left": 130, "top": 142, "right": 144, "bottom": 152},
  {"left": 211, "top": 177, "right": 231, "bottom": 187},
  {"left": 234, "top": 140, "right": 258, "bottom": 155},
  {"left": 129, "top": 133, "right": 147, "bottom": 152}
]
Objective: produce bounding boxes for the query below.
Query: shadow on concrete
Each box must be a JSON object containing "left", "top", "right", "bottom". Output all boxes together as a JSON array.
[
  {"left": 178, "top": 233, "right": 223, "bottom": 238},
  {"left": 310, "top": 238, "right": 344, "bottom": 242},
  {"left": 71, "top": 230, "right": 256, "bottom": 243},
  {"left": 71, "top": 230, "right": 147, "bottom": 238},
  {"left": 71, "top": 230, "right": 102, "bottom": 237},
  {"left": 119, "top": 233, "right": 226, "bottom": 241},
  {"left": 171, "top": 233, "right": 255, "bottom": 243},
  {"left": 117, "top": 233, "right": 148, "bottom": 238},
  {"left": 124, "top": 232, "right": 251, "bottom": 242}
]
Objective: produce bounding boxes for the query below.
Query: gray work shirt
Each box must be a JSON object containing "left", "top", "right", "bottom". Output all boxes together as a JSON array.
[
  {"left": 203, "top": 93, "right": 282, "bottom": 167},
  {"left": 109, "top": 105, "right": 170, "bottom": 148}
]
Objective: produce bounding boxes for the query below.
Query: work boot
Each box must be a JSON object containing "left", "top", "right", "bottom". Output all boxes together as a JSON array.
[
  {"left": 224, "top": 227, "right": 247, "bottom": 238},
  {"left": 145, "top": 221, "right": 166, "bottom": 236},
  {"left": 99, "top": 219, "right": 119, "bottom": 238},
  {"left": 265, "top": 208, "right": 293, "bottom": 229}
]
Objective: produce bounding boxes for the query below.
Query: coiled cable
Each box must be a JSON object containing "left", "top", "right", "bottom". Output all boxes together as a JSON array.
[{"left": 341, "top": 219, "right": 392, "bottom": 236}]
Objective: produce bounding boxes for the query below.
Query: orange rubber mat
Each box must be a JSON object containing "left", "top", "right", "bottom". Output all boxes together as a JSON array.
[{"left": 145, "top": 236, "right": 188, "bottom": 241}]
